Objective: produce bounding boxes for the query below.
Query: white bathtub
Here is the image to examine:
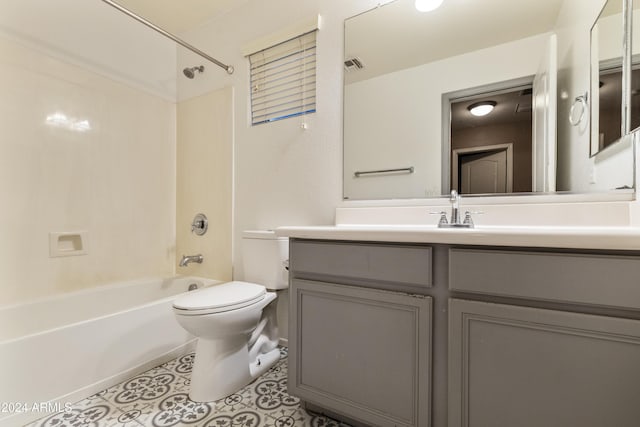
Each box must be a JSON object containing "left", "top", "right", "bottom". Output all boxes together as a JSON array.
[{"left": 0, "top": 276, "right": 221, "bottom": 427}]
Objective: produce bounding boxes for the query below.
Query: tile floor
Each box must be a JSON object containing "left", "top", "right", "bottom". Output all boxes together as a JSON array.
[{"left": 27, "top": 347, "right": 350, "bottom": 427}]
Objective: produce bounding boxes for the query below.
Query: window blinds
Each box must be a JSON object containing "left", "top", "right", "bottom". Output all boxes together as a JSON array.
[{"left": 249, "top": 30, "right": 317, "bottom": 125}]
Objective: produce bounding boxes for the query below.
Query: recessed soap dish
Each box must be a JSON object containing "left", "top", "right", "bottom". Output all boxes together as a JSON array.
[{"left": 49, "top": 231, "right": 88, "bottom": 257}]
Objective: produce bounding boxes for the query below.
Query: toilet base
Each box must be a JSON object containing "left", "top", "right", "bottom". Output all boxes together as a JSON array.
[{"left": 188, "top": 337, "right": 280, "bottom": 403}]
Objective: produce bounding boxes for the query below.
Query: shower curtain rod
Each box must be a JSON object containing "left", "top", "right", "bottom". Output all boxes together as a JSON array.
[{"left": 100, "top": 0, "right": 234, "bottom": 74}]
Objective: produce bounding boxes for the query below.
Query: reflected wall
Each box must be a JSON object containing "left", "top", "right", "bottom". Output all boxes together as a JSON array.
[{"left": 343, "top": 34, "right": 549, "bottom": 199}]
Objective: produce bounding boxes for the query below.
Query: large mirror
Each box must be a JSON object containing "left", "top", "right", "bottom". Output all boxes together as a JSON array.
[
  {"left": 587, "top": 0, "right": 640, "bottom": 196},
  {"left": 632, "top": 0, "right": 640, "bottom": 131},
  {"left": 343, "top": 0, "right": 635, "bottom": 200},
  {"left": 591, "top": 0, "right": 625, "bottom": 156}
]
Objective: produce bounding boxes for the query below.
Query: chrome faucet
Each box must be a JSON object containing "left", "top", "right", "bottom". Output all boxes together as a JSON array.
[
  {"left": 450, "top": 189, "right": 461, "bottom": 225},
  {"left": 435, "top": 190, "right": 475, "bottom": 228},
  {"left": 179, "top": 254, "right": 203, "bottom": 267}
]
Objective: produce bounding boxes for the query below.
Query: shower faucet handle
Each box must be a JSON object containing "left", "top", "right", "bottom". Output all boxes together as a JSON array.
[{"left": 191, "top": 213, "right": 208, "bottom": 236}]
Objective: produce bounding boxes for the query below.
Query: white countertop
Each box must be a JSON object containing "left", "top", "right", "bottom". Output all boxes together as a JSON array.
[{"left": 276, "top": 224, "right": 640, "bottom": 250}]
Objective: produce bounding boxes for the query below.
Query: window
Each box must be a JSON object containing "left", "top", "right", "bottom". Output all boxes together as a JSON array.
[{"left": 248, "top": 30, "right": 317, "bottom": 125}]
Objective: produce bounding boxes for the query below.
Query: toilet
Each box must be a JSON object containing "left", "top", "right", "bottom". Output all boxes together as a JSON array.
[{"left": 172, "top": 230, "right": 288, "bottom": 402}]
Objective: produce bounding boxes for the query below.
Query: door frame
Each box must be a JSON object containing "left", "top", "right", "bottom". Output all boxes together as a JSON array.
[
  {"left": 452, "top": 143, "right": 514, "bottom": 193},
  {"left": 442, "top": 76, "right": 533, "bottom": 195}
]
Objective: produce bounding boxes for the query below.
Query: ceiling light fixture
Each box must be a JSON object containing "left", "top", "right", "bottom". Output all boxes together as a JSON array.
[
  {"left": 415, "top": 0, "right": 444, "bottom": 12},
  {"left": 468, "top": 101, "right": 497, "bottom": 117}
]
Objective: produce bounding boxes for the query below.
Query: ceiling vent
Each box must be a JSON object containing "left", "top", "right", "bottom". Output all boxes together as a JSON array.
[
  {"left": 344, "top": 57, "right": 364, "bottom": 71},
  {"left": 515, "top": 103, "right": 532, "bottom": 113}
]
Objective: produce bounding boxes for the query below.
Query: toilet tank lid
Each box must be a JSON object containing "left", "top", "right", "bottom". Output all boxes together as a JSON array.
[
  {"left": 242, "top": 230, "right": 287, "bottom": 240},
  {"left": 173, "top": 281, "right": 266, "bottom": 311}
]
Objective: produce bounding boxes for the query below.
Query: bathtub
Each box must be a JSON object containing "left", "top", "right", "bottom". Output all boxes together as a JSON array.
[{"left": 0, "top": 276, "right": 221, "bottom": 427}]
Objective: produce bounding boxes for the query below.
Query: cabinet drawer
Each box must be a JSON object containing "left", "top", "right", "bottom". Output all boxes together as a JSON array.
[
  {"left": 290, "top": 239, "right": 432, "bottom": 288},
  {"left": 449, "top": 248, "right": 640, "bottom": 310}
]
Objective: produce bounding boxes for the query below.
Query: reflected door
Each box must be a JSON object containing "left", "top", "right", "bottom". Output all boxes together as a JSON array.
[
  {"left": 452, "top": 143, "right": 514, "bottom": 194},
  {"left": 460, "top": 149, "right": 508, "bottom": 194}
]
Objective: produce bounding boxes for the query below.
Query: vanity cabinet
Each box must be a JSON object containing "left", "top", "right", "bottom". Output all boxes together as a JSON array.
[
  {"left": 448, "top": 247, "right": 640, "bottom": 427},
  {"left": 287, "top": 238, "right": 640, "bottom": 427},
  {"left": 288, "top": 240, "right": 433, "bottom": 427}
]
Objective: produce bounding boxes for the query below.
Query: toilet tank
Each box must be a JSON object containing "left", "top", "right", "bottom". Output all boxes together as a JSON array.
[{"left": 242, "top": 230, "right": 289, "bottom": 290}]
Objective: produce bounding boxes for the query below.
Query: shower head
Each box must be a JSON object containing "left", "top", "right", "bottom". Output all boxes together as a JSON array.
[{"left": 183, "top": 65, "right": 205, "bottom": 79}]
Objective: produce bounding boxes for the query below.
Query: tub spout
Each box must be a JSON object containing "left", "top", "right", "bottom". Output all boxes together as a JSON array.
[{"left": 179, "top": 254, "right": 203, "bottom": 267}]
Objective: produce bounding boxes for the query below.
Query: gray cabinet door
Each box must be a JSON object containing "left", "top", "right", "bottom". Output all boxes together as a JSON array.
[
  {"left": 449, "top": 298, "right": 640, "bottom": 427},
  {"left": 289, "top": 279, "right": 432, "bottom": 427}
]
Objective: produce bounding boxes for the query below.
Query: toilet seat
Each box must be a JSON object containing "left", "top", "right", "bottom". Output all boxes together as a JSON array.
[{"left": 173, "top": 281, "right": 267, "bottom": 316}]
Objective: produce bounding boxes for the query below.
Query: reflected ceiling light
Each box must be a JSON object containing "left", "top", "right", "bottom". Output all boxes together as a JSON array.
[
  {"left": 415, "top": 0, "right": 444, "bottom": 12},
  {"left": 468, "top": 101, "right": 497, "bottom": 117}
]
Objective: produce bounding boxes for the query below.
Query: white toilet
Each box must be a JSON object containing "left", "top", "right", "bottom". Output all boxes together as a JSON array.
[{"left": 172, "top": 230, "right": 288, "bottom": 402}]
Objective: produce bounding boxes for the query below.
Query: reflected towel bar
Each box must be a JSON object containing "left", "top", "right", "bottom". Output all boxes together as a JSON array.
[
  {"left": 354, "top": 167, "right": 415, "bottom": 177},
  {"left": 100, "top": 0, "right": 234, "bottom": 74}
]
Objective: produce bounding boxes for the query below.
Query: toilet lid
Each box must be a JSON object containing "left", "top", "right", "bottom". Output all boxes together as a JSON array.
[{"left": 173, "top": 281, "right": 266, "bottom": 314}]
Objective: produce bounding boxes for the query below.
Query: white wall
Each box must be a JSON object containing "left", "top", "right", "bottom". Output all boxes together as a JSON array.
[
  {"left": 179, "top": 0, "right": 386, "bottom": 278},
  {"left": 0, "top": 34, "right": 176, "bottom": 306},
  {"left": 344, "top": 34, "right": 549, "bottom": 200}
]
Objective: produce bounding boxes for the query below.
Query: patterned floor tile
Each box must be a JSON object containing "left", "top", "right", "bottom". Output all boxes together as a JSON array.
[
  {"left": 210, "top": 389, "right": 259, "bottom": 412},
  {"left": 259, "top": 358, "right": 288, "bottom": 381},
  {"left": 100, "top": 406, "right": 147, "bottom": 427},
  {"left": 143, "top": 392, "right": 214, "bottom": 427},
  {"left": 98, "top": 366, "right": 187, "bottom": 416},
  {"left": 260, "top": 407, "right": 342, "bottom": 427},
  {"left": 26, "top": 395, "right": 126, "bottom": 427},
  {"left": 240, "top": 376, "right": 301, "bottom": 420},
  {"left": 158, "top": 353, "right": 195, "bottom": 378},
  {"left": 199, "top": 408, "right": 265, "bottom": 427},
  {"left": 26, "top": 347, "right": 349, "bottom": 427}
]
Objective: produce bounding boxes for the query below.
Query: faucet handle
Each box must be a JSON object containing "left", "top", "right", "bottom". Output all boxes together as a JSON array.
[
  {"left": 429, "top": 211, "right": 448, "bottom": 226},
  {"left": 462, "top": 210, "right": 484, "bottom": 227},
  {"left": 462, "top": 211, "right": 474, "bottom": 227}
]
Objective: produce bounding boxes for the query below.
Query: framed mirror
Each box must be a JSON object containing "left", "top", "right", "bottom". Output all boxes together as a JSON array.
[
  {"left": 343, "top": 0, "right": 564, "bottom": 200},
  {"left": 343, "top": 0, "right": 635, "bottom": 201},
  {"left": 631, "top": 0, "right": 640, "bottom": 132},
  {"left": 590, "top": 0, "right": 640, "bottom": 173},
  {"left": 590, "top": 0, "right": 625, "bottom": 156}
]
